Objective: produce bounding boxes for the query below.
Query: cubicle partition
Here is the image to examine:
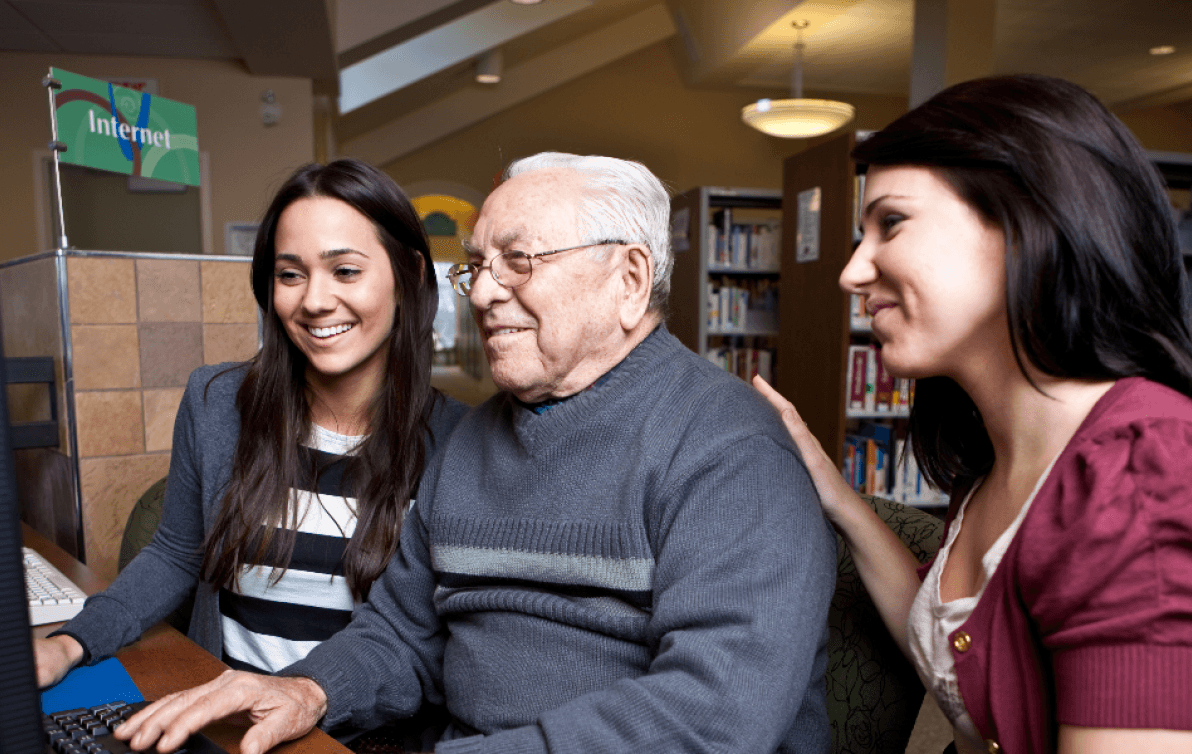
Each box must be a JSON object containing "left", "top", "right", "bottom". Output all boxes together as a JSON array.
[{"left": 0, "top": 250, "right": 258, "bottom": 582}]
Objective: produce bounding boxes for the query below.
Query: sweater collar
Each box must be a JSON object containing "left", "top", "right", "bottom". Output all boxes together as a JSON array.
[
  {"left": 515, "top": 324, "right": 670, "bottom": 412},
  {"left": 507, "top": 324, "right": 677, "bottom": 442},
  {"left": 515, "top": 359, "right": 620, "bottom": 415}
]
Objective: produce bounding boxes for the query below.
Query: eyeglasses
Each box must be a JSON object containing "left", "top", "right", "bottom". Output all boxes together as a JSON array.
[{"left": 447, "top": 240, "right": 625, "bottom": 297}]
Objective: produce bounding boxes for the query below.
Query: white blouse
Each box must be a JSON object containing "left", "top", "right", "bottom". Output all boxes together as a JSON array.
[{"left": 906, "top": 454, "right": 1060, "bottom": 753}]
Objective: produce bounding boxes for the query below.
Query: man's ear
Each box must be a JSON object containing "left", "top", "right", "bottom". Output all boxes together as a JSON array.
[{"left": 618, "top": 244, "right": 654, "bottom": 330}]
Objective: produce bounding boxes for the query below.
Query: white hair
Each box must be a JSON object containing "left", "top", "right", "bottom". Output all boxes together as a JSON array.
[{"left": 504, "top": 152, "right": 673, "bottom": 311}]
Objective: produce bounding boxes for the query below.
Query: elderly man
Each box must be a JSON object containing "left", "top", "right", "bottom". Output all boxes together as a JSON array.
[{"left": 118, "top": 153, "right": 836, "bottom": 754}]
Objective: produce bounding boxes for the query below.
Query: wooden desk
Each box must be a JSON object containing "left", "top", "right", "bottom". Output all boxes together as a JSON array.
[{"left": 24, "top": 524, "right": 348, "bottom": 754}]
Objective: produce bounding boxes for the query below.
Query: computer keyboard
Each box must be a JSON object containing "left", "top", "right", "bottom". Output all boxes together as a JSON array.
[
  {"left": 43, "top": 700, "right": 226, "bottom": 754},
  {"left": 25, "top": 546, "right": 87, "bottom": 626}
]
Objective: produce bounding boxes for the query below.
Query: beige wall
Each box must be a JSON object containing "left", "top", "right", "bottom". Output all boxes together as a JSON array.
[
  {"left": 0, "top": 52, "right": 315, "bottom": 262},
  {"left": 1122, "top": 102, "right": 1192, "bottom": 211},
  {"left": 1116, "top": 102, "right": 1192, "bottom": 154},
  {"left": 378, "top": 42, "right": 908, "bottom": 199}
]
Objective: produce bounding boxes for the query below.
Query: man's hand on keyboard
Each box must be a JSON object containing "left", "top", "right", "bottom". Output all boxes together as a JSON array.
[
  {"left": 114, "top": 670, "right": 329, "bottom": 754},
  {"left": 34, "top": 634, "right": 84, "bottom": 688}
]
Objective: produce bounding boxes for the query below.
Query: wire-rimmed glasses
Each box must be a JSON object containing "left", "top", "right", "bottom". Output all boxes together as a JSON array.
[{"left": 447, "top": 240, "right": 625, "bottom": 297}]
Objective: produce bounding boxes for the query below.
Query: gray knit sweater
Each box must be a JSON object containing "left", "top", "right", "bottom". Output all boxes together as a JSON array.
[
  {"left": 285, "top": 327, "right": 837, "bottom": 754},
  {"left": 57, "top": 362, "right": 467, "bottom": 664}
]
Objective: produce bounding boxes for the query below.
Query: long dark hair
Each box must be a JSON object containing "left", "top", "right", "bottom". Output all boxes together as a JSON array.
[
  {"left": 201, "top": 159, "right": 439, "bottom": 601},
  {"left": 853, "top": 75, "right": 1192, "bottom": 496}
]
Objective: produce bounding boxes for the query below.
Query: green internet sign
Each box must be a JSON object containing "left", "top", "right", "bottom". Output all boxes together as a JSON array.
[{"left": 51, "top": 67, "right": 200, "bottom": 186}]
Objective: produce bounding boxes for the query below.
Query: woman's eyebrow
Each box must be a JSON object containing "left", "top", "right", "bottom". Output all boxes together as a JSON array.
[
  {"left": 861, "top": 194, "right": 910, "bottom": 221},
  {"left": 274, "top": 248, "right": 367, "bottom": 264},
  {"left": 320, "top": 248, "right": 366, "bottom": 259}
]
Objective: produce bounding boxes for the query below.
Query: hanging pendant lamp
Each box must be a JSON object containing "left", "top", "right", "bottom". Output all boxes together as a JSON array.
[{"left": 742, "top": 21, "right": 855, "bottom": 138}]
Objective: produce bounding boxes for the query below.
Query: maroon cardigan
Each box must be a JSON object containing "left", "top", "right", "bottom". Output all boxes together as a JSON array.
[{"left": 918, "top": 377, "right": 1192, "bottom": 753}]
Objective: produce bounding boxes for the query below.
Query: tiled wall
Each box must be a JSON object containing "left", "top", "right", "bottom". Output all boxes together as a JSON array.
[{"left": 67, "top": 255, "right": 258, "bottom": 581}]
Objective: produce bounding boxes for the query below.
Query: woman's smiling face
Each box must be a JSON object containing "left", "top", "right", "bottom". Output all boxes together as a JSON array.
[
  {"left": 840, "top": 165, "right": 1009, "bottom": 381},
  {"left": 272, "top": 196, "right": 398, "bottom": 391}
]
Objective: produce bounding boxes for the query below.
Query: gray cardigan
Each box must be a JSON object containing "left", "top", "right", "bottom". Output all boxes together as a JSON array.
[
  {"left": 286, "top": 327, "right": 838, "bottom": 754},
  {"left": 58, "top": 362, "right": 467, "bottom": 663}
]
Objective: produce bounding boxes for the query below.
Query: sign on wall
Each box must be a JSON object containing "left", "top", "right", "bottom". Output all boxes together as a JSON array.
[
  {"left": 50, "top": 68, "right": 200, "bottom": 186},
  {"left": 795, "top": 186, "right": 821, "bottom": 263}
]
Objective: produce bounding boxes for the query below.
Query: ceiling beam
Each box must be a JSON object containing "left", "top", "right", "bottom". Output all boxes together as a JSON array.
[
  {"left": 337, "top": 0, "right": 500, "bottom": 68},
  {"left": 675, "top": 0, "right": 802, "bottom": 83},
  {"left": 669, "top": 0, "right": 869, "bottom": 88},
  {"left": 338, "top": 0, "right": 593, "bottom": 114},
  {"left": 211, "top": 0, "right": 337, "bottom": 83},
  {"left": 340, "top": 3, "right": 675, "bottom": 166}
]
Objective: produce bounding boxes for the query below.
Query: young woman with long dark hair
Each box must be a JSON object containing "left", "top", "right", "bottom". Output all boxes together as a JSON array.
[
  {"left": 757, "top": 75, "right": 1192, "bottom": 753},
  {"left": 36, "top": 159, "right": 466, "bottom": 686}
]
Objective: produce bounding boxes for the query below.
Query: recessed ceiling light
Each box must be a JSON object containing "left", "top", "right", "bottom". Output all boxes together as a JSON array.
[
  {"left": 510, "top": 0, "right": 544, "bottom": 4},
  {"left": 1151, "top": 45, "right": 1176, "bottom": 55}
]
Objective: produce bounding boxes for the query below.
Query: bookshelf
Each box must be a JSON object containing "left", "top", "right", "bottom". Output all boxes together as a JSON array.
[
  {"left": 669, "top": 186, "right": 783, "bottom": 384},
  {"left": 776, "top": 133, "right": 945, "bottom": 507}
]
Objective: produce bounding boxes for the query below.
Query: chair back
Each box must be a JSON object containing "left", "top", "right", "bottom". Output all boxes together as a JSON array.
[
  {"left": 118, "top": 477, "right": 193, "bottom": 633},
  {"left": 827, "top": 495, "right": 945, "bottom": 754}
]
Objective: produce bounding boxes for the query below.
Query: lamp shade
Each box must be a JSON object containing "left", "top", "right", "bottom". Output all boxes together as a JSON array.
[{"left": 741, "top": 97, "right": 855, "bottom": 138}]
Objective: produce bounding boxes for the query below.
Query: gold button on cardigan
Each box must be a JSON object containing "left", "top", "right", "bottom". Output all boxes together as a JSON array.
[{"left": 953, "top": 631, "right": 972, "bottom": 653}]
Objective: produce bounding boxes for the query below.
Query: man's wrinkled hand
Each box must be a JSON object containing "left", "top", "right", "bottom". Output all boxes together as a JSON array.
[
  {"left": 35, "top": 635, "right": 84, "bottom": 688},
  {"left": 114, "top": 670, "right": 328, "bottom": 754}
]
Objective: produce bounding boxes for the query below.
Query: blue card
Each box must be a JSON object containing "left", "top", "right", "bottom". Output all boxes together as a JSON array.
[{"left": 41, "top": 657, "right": 144, "bottom": 713}]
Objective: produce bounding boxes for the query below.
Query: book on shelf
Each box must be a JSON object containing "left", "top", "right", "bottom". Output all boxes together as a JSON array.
[
  {"left": 708, "top": 209, "right": 781, "bottom": 270},
  {"left": 746, "top": 222, "right": 780, "bottom": 269},
  {"left": 889, "top": 437, "right": 949, "bottom": 508},
  {"left": 706, "top": 277, "right": 779, "bottom": 332},
  {"left": 847, "top": 345, "right": 870, "bottom": 412},
  {"left": 849, "top": 293, "right": 872, "bottom": 331},
  {"left": 842, "top": 422, "right": 891, "bottom": 497},
  {"left": 874, "top": 354, "right": 895, "bottom": 412},
  {"left": 706, "top": 342, "right": 774, "bottom": 384},
  {"left": 853, "top": 174, "right": 866, "bottom": 243},
  {"left": 729, "top": 224, "right": 748, "bottom": 267},
  {"left": 842, "top": 424, "right": 948, "bottom": 507},
  {"left": 844, "top": 344, "right": 911, "bottom": 416}
]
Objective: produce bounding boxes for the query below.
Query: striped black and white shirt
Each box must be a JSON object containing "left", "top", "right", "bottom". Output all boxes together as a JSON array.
[{"left": 219, "top": 425, "right": 366, "bottom": 674}]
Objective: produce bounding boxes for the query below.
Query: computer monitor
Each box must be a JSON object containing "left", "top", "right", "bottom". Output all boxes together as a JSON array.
[{"left": 0, "top": 307, "right": 47, "bottom": 753}]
